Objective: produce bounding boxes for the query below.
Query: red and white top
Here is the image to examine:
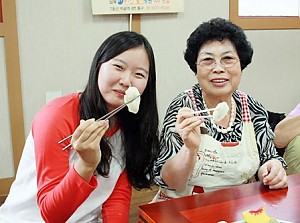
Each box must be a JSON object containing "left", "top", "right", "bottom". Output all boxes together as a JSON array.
[{"left": 0, "top": 93, "right": 131, "bottom": 223}]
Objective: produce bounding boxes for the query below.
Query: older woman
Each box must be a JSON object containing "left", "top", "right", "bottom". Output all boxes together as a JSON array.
[{"left": 152, "top": 18, "right": 287, "bottom": 201}]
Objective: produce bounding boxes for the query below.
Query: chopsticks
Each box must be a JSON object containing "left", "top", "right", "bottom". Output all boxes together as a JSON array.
[
  {"left": 192, "top": 108, "right": 216, "bottom": 119},
  {"left": 192, "top": 108, "right": 215, "bottom": 115},
  {"left": 58, "top": 95, "right": 140, "bottom": 151}
]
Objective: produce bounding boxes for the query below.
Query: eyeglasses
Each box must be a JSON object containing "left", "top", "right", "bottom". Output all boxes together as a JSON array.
[{"left": 196, "top": 56, "right": 240, "bottom": 70}]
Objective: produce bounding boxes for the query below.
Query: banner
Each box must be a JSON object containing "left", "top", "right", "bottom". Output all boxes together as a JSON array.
[{"left": 91, "top": 0, "right": 184, "bottom": 15}]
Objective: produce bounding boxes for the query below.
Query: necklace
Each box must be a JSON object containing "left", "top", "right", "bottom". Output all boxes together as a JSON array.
[{"left": 202, "top": 96, "right": 235, "bottom": 134}]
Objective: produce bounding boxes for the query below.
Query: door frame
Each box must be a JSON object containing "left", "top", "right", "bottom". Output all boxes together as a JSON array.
[{"left": 0, "top": 0, "right": 25, "bottom": 200}]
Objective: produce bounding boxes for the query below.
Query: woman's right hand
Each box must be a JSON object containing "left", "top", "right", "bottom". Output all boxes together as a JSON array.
[
  {"left": 161, "top": 108, "right": 204, "bottom": 191},
  {"left": 175, "top": 107, "right": 204, "bottom": 152},
  {"left": 71, "top": 119, "right": 109, "bottom": 182}
]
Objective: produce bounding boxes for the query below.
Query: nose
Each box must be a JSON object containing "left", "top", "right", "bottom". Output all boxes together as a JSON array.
[
  {"left": 212, "top": 60, "right": 225, "bottom": 72},
  {"left": 119, "top": 72, "right": 131, "bottom": 86}
]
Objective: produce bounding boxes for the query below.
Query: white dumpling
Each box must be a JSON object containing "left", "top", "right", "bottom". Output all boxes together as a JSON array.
[
  {"left": 213, "top": 102, "right": 229, "bottom": 122},
  {"left": 124, "top": 87, "right": 141, "bottom": 114}
]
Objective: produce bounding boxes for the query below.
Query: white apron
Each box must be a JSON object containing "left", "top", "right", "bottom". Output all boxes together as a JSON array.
[{"left": 153, "top": 91, "right": 260, "bottom": 201}]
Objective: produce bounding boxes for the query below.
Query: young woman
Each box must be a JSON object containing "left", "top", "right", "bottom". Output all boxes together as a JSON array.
[{"left": 0, "top": 31, "right": 159, "bottom": 223}]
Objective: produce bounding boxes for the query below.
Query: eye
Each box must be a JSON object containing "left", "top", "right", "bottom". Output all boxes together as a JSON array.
[
  {"left": 199, "top": 57, "right": 215, "bottom": 65},
  {"left": 201, "top": 57, "right": 214, "bottom": 62},
  {"left": 135, "top": 72, "right": 146, "bottom": 79},
  {"left": 113, "top": 64, "right": 123, "bottom": 70},
  {"left": 222, "top": 56, "right": 236, "bottom": 63}
]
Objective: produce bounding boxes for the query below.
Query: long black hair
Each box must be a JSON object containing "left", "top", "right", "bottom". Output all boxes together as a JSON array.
[
  {"left": 79, "top": 31, "right": 159, "bottom": 189},
  {"left": 184, "top": 17, "right": 253, "bottom": 73}
]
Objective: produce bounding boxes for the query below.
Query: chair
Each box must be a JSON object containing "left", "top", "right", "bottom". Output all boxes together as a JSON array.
[{"left": 267, "top": 110, "right": 286, "bottom": 157}]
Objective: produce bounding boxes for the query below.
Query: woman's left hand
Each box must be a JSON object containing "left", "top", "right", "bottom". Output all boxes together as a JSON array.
[{"left": 258, "top": 159, "right": 288, "bottom": 189}]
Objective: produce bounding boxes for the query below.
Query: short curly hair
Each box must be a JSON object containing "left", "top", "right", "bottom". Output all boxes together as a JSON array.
[{"left": 184, "top": 17, "right": 253, "bottom": 74}]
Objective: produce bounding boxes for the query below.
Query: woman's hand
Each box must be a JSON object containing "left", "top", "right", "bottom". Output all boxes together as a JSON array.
[
  {"left": 175, "top": 107, "right": 204, "bottom": 152},
  {"left": 71, "top": 118, "right": 109, "bottom": 182},
  {"left": 161, "top": 108, "right": 204, "bottom": 191},
  {"left": 258, "top": 159, "right": 288, "bottom": 189}
]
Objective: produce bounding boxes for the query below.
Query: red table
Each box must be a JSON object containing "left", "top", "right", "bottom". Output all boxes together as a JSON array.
[{"left": 139, "top": 174, "right": 300, "bottom": 222}]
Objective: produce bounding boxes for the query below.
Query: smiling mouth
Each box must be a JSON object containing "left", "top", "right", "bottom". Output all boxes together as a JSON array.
[
  {"left": 114, "top": 90, "right": 126, "bottom": 97},
  {"left": 211, "top": 78, "right": 228, "bottom": 83}
]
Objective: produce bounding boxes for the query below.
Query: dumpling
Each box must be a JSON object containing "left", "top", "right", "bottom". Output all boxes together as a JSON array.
[
  {"left": 213, "top": 102, "right": 229, "bottom": 122},
  {"left": 124, "top": 87, "right": 141, "bottom": 114}
]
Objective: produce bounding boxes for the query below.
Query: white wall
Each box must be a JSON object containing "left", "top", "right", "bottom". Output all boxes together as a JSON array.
[{"left": 15, "top": 0, "right": 299, "bottom": 136}]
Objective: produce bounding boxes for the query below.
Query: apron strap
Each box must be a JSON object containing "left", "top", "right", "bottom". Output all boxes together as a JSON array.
[{"left": 236, "top": 90, "right": 252, "bottom": 123}]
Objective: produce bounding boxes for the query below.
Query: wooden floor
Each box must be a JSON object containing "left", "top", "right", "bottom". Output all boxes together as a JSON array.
[{"left": 129, "top": 185, "right": 159, "bottom": 223}]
